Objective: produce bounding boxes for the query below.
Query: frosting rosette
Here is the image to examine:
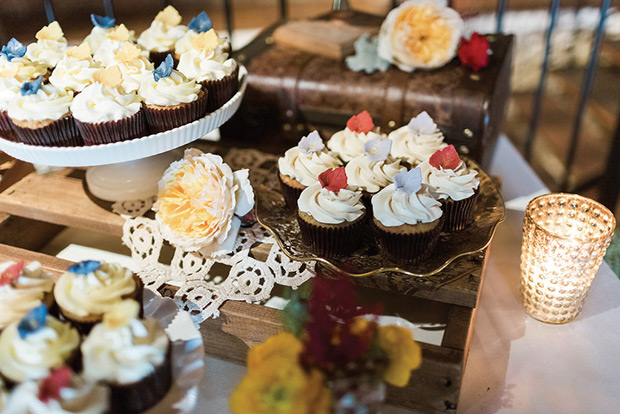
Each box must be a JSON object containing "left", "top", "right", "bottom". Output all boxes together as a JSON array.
[
  {"left": 25, "top": 21, "right": 68, "bottom": 68},
  {"left": 49, "top": 44, "right": 102, "bottom": 93},
  {"left": 389, "top": 111, "right": 447, "bottom": 165},
  {"left": 153, "top": 149, "right": 255, "bottom": 254},
  {"left": 378, "top": 0, "right": 463, "bottom": 71},
  {"left": 139, "top": 69, "right": 201, "bottom": 106},
  {"left": 138, "top": 6, "right": 188, "bottom": 53},
  {"left": 298, "top": 181, "right": 365, "bottom": 225},
  {"left": 177, "top": 29, "right": 236, "bottom": 82},
  {"left": 7, "top": 82, "right": 73, "bottom": 122},
  {"left": 327, "top": 111, "right": 387, "bottom": 162},
  {"left": 345, "top": 138, "right": 406, "bottom": 194},
  {"left": 419, "top": 158, "right": 479, "bottom": 201}
]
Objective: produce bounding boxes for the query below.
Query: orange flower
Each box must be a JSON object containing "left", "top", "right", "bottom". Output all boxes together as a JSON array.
[
  {"left": 247, "top": 332, "right": 303, "bottom": 372},
  {"left": 378, "top": 0, "right": 463, "bottom": 71},
  {"left": 378, "top": 325, "right": 422, "bottom": 387}
]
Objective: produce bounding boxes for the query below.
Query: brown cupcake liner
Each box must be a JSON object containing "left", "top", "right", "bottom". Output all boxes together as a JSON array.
[
  {"left": 201, "top": 64, "right": 239, "bottom": 112},
  {"left": 442, "top": 189, "right": 480, "bottom": 232},
  {"left": 278, "top": 173, "right": 304, "bottom": 212},
  {"left": 297, "top": 213, "right": 366, "bottom": 257},
  {"left": 11, "top": 115, "right": 83, "bottom": 147},
  {"left": 144, "top": 88, "right": 209, "bottom": 134},
  {"left": 110, "top": 338, "right": 172, "bottom": 413},
  {"left": 149, "top": 51, "right": 178, "bottom": 68},
  {"left": 0, "top": 110, "right": 18, "bottom": 142},
  {"left": 371, "top": 217, "right": 444, "bottom": 266},
  {"left": 76, "top": 109, "right": 147, "bottom": 146}
]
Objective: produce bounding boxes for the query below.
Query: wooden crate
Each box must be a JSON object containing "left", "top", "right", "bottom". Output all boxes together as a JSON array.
[{"left": 0, "top": 147, "right": 490, "bottom": 413}]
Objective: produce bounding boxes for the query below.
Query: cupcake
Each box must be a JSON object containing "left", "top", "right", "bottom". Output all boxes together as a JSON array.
[
  {"left": 81, "top": 300, "right": 172, "bottom": 413},
  {"left": 175, "top": 11, "right": 229, "bottom": 57},
  {"left": 137, "top": 5, "right": 187, "bottom": 66},
  {"left": 70, "top": 65, "right": 146, "bottom": 145},
  {"left": 8, "top": 76, "right": 82, "bottom": 147},
  {"left": 177, "top": 28, "right": 238, "bottom": 111},
  {"left": 54, "top": 260, "right": 144, "bottom": 334},
  {"left": 25, "top": 21, "right": 68, "bottom": 69},
  {"left": 0, "top": 260, "right": 55, "bottom": 332},
  {"left": 3, "top": 366, "right": 109, "bottom": 413},
  {"left": 278, "top": 130, "right": 343, "bottom": 211},
  {"left": 345, "top": 137, "right": 406, "bottom": 212},
  {"left": 371, "top": 168, "right": 444, "bottom": 265},
  {"left": 297, "top": 167, "right": 366, "bottom": 257},
  {"left": 85, "top": 14, "right": 136, "bottom": 55},
  {"left": 419, "top": 145, "right": 480, "bottom": 231},
  {"left": 92, "top": 24, "right": 140, "bottom": 68},
  {"left": 113, "top": 42, "right": 154, "bottom": 94},
  {"left": 0, "top": 305, "right": 80, "bottom": 384},
  {"left": 327, "top": 110, "right": 387, "bottom": 162},
  {"left": 139, "top": 54, "right": 207, "bottom": 133},
  {"left": 389, "top": 111, "right": 447, "bottom": 166},
  {"left": 0, "top": 76, "right": 21, "bottom": 141},
  {"left": 49, "top": 42, "right": 102, "bottom": 93}
]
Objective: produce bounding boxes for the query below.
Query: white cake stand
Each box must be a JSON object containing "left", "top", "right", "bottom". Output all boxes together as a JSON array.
[{"left": 0, "top": 66, "right": 248, "bottom": 200}]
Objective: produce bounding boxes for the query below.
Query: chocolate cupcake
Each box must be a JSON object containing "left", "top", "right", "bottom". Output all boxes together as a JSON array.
[
  {"left": 371, "top": 168, "right": 444, "bottom": 266},
  {"left": 139, "top": 54, "right": 207, "bottom": 133},
  {"left": 137, "top": 6, "right": 187, "bottom": 66},
  {"left": 71, "top": 66, "right": 146, "bottom": 145},
  {"left": 420, "top": 145, "right": 480, "bottom": 232},
  {"left": 177, "top": 29, "right": 238, "bottom": 111},
  {"left": 278, "top": 131, "right": 342, "bottom": 211},
  {"left": 8, "top": 76, "right": 82, "bottom": 147},
  {"left": 297, "top": 167, "right": 366, "bottom": 257},
  {"left": 81, "top": 300, "right": 172, "bottom": 413},
  {"left": 54, "top": 260, "right": 143, "bottom": 335}
]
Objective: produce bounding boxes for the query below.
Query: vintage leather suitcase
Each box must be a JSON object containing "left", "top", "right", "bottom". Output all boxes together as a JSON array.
[{"left": 221, "top": 11, "right": 514, "bottom": 168}]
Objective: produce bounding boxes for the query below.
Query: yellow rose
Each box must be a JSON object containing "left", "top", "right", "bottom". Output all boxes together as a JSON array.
[
  {"left": 378, "top": 325, "right": 422, "bottom": 387},
  {"left": 247, "top": 332, "right": 303, "bottom": 372},
  {"left": 378, "top": 0, "right": 463, "bottom": 71},
  {"left": 153, "top": 149, "right": 254, "bottom": 253}
]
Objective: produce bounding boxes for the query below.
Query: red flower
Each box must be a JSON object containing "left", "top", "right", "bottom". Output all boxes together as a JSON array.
[
  {"left": 429, "top": 145, "right": 461, "bottom": 170},
  {"left": 0, "top": 260, "right": 24, "bottom": 286},
  {"left": 38, "top": 366, "right": 72, "bottom": 403},
  {"left": 319, "top": 167, "right": 348, "bottom": 193},
  {"left": 346, "top": 110, "right": 374, "bottom": 134},
  {"left": 458, "top": 32, "right": 489, "bottom": 71}
]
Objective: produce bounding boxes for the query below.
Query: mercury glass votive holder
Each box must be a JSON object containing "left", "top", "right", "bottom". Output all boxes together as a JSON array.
[{"left": 520, "top": 193, "right": 616, "bottom": 324}]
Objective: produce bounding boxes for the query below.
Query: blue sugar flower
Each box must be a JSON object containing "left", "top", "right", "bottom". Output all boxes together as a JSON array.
[
  {"left": 345, "top": 33, "right": 390, "bottom": 74},
  {"left": 364, "top": 138, "right": 391, "bottom": 162},
  {"left": 18, "top": 304, "right": 47, "bottom": 339},
  {"left": 20, "top": 75, "right": 43, "bottom": 96},
  {"left": 1, "top": 38, "right": 27, "bottom": 62},
  {"left": 91, "top": 14, "right": 116, "bottom": 29},
  {"left": 189, "top": 12, "right": 213, "bottom": 33},
  {"left": 394, "top": 168, "right": 422, "bottom": 195},
  {"left": 153, "top": 54, "right": 174, "bottom": 82},
  {"left": 67, "top": 260, "right": 101, "bottom": 275},
  {"left": 298, "top": 131, "right": 324, "bottom": 155}
]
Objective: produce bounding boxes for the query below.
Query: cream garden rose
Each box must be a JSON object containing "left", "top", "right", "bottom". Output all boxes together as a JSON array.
[
  {"left": 153, "top": 149, "right": 254, "bottom": 254},
  {"left": 378, "top": 0, "right": 463, "bottom": 72}
]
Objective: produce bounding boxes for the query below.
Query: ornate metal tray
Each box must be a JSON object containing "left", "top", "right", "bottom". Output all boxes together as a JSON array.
[{"left": 256, "top": 159, "right": 505, "bottom": 278}]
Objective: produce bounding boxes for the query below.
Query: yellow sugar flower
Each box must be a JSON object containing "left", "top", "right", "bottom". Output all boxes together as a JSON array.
[
  {"left": 247, "top": 332, "right": 303, "bottom": 372},
  {"left": 378, "top": 325, "right": 422, "bottom": 387},
  {"left": 378, "top": 0, "right": 463, "bottom": 71},
  {"left": 66, "top": 42, "right": 92, "bottom": 60},
  {"left": 36, "top": 21, "right": 64, "bottom": 41},
  {"left": 155, "top": 5, "right": 182, "bottom": 27},
  {"left": 93, "top": 65, "right": 123, "bottom": 88}
]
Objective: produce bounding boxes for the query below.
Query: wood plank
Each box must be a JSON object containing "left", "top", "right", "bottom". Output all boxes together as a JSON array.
[{"left": 0, "top": 214, "right": 64, "bottom": 251}]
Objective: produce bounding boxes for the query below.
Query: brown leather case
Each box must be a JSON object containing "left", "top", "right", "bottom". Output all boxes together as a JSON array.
[{"left": 221, "top": 11, "right": 514, "bottom": 168}]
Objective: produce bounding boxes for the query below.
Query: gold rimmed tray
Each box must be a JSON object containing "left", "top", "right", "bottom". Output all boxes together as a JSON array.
[{"left": 256, "top": 159, "right": 505, "bottom": 279}]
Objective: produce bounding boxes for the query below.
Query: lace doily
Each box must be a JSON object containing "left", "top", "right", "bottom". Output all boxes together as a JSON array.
[{"left": 115, "top": 146, "right": 315, "bottom": 326}]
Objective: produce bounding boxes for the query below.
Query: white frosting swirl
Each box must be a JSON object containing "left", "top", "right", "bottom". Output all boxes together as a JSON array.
[
  {"left": 327, "top": 128, "right": 387, "bottom": 162},
  {"left": 389, "top": 125, "right": 447, "bottom": 165},
  {"left": 298, "top": 182, "right": 365, "bottom": 224},
  {"left": 345, "top": 154, "right": 406, "bottom": 194},
  {"left": 0, "top": 55, "right": 48, "bottom": 84},
  {"left": 85, "top": 26, "right": 136, "bottom": 55},
  {"left": 82, "top": 318, "right": 169, "bottom": 384},
  {"left": 70, "top": 82, "right": 141, "bottom": 123},
  {"left": 177, "top": 48, "right": 236, "bottom": 82},
  {"left": 138, "top": 20, "right": 188, "bottom": 52},
  {"left": 0, "top": 261, "right": 54, "bottom": 329},
  {"left": 372, "top": 183, "right": 443, "bottom": 226},
  {"left": 139, "top": 70, "right": 200, "bottom": 106},
  {"left": 4, "top": 375, "right": 109, "bottom": 414},
  {"left": 92, "top": 39, "right": 143, "bottom": 67},
  {"left": 278, "top": 147, "right": 342, "bottom": 187},
  {"left": 115, "top": 57, "right": 154, "bottom": 94},
  {"left": 49, "top": 56, "right": 101, "bottom": 92},
  {"left": 0, "top": 78, "right": 21, "bottom": 110},
  {"left": 7, "top": 84, "right": 73, "bottom": 122},
  {"left": 54, "top": 262, "right": 137, "bottom": 318},
  {"left": 0, "top": 316, "right": 80, "bottom": 383},
  {"left": 174, "top": 30, "right": 230, "bottom": 56},
  {"left": 419, "top": 160, "right": 480, "bottom": 201},
  {"left": 26, "top": 38, "right": 67, "bottom": 68}
]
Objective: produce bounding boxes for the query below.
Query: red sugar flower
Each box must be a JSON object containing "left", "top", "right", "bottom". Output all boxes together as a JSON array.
[
  {"left": 319, "top": 167, "right": 348, "bottom": 193},
  {"left": 346, "top": 110, "right": 374, "bottom": 134},
  {"left": 38, "top": 366, "right": 72, "bottom": 403},
  {"left": 429, "top": 145, "right": 461, "bottom": 170},
  {"left": 0, "top": 260, "right": 24, "bottom": 286},
  {"left": 458, "top": 32, "right": 490, "bottom": 71}
]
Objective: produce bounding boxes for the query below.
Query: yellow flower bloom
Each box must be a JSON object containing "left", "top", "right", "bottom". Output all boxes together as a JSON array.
[
  {"left": 378, "top": 325, "right": 422, "bottom": 387},
  {"left": 247, "top": 332, "right": 303, "bottom": 372},
  {"left": 378, "top": 0, "right": 463, "bottom": 71},
  {"left": 231, "top": 357, "right": 331, "bottom": 414}
]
